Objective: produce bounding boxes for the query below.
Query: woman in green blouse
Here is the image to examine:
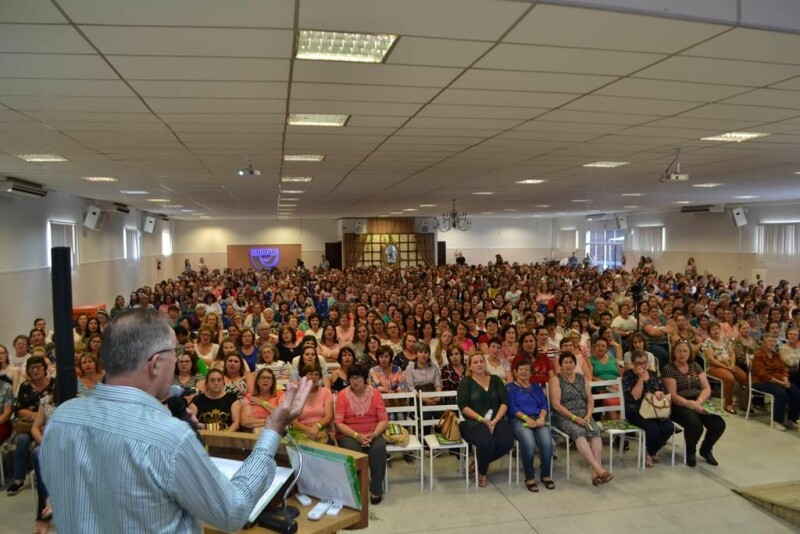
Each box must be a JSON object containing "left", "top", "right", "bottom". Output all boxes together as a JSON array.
[{"left": 457, "top": 352, "right": 513, "bottom": 487}]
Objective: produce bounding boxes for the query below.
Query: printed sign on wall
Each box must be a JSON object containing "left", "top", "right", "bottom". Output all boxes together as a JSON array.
[{"left": 227, "top": 244, "right": 301, "bottom": 271}]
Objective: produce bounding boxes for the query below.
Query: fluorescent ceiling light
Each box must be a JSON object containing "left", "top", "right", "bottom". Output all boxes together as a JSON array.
[
  {"left": 162, "top": 205, "right": 183, "bottom": 208},
  {"left": 534, "top": 204, "right": 550, "bottom": 208},
  {"left": 692, "top": 183, "right": 722, "bottom": 188},
  {"left": 280, "top": 197, "right": 300, "bottom": 202},
  {"left": 622, "top": 193, "right": 645, "bottom": 197},
  {"left": 281, "top": 190, "right": 304, "bottom": 194},
  {"left": 481, "top": 211, "right": 494, "bottom": 214},
  {"left": 281, "top": 176, "right": 312, "bottom": 183},
  {"left": 571, "top": 199, "right": 590, "bottom": 203},
  {"left": 735, "top": 195, "right": 759, "bottom": 199},
  {"left": 701, "top": 131, "right": 770, "bottom": 142},
  {"left": 288, "top": 113, "right": 349, "bottom": 127},
  {"left": 120, "top": 190, "right": 149, "bottom": 195},
  {"left": 283, "top": 154, "right": 325, "bottom": 162},
  {"left": 420, "top": 204, "right": 437, "bottom": 207},
  {"left": 673, "top": 201, "right": 691, "bottom": 205},
  {"left": 583, "top": 161, "right": 629, "bottom": 168},
  {"left": 515, "top": 179, "right": 547, "bottom": 184},
  {"left": 473, "top": 191, "right": 494, "bottom": 195},
  {"left": 296, "top": 30, "right": 398, "bottom": 63},
  {"left": 147, "top": 198, "right": 170, "bottom": 203},
  {"left": 14, "top": 153, "right": 68, "bottom": 162},
  {"left": 199, "top": 216, "right": 210, "bottom": 219},
  {"left": 82, "top": 176, "right": 117, "bottom": 182},
  {"left": 505, "top": 209, "right": 518, "bottom": 212},
  {"left": 403, "top": 208, "right": 417, "bottom": 212},
  {"left": 795, "top": 171, "right": 800, "bottom": 175},
  {"left": 623, "top": 205, "right": 639, "bottom": 209},
  {"left": 180, "top": 209, "right": 195, "bottom": 213},
  {"left": 390, "top": 211, "right": 403, "bottom": 215}
]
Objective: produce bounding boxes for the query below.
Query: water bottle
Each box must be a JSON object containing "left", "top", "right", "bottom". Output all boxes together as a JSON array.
[{"left": 485, "top": 409, "right": 493, "bottom": 420}]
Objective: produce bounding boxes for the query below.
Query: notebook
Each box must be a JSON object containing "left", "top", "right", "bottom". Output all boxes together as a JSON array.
[{"left": 210, "top": 456, "right": 294, "bottom": 523}]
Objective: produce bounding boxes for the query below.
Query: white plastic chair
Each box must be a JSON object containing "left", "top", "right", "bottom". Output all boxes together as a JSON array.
[
  {"left": 591, "top": 378, "right": 644, "bottom": 472},
  {"left": 669, "top": 421, "right": 687, "bottom": 466},
  {"left": 419, "top": 390, "right": 470, "bottom": 490},
  {"left": 382, "top": 391, "right": 424, "bottom": 492},
  {"left": 745, "top": 355, "right": 775, "bottom": 428}
]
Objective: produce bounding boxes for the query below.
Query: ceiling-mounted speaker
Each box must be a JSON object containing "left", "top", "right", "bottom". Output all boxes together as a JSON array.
[
  {"left": 731, "top": 207, "right": 747, "bottom": 227},
  {"left": 143, "top": 215, "right": 156, "bottom": 234},
  {"left": 83, "top": 205, "right": 104, "bottom": 230},
  {"left": 616, "top": 214, "right": 628, "bottom": 230}
]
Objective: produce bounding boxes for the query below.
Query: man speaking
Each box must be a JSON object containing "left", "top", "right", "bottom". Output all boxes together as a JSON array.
[{"left": 41, "top": 309, "right": 312, "bottom": 533}]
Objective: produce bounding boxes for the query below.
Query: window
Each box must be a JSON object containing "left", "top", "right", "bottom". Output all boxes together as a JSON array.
[
  {"left": 162, "top": 230, "right": 173, "bottom": 256},
  {"left": 631, "top": 226, "right": 665, "bottom": 255},
  {"left": 48, "top": 221, "right": 78, "bottom": 270},
  {"left": 124, "top": 227, "right": 141, "bottom": 261},
  {"left": 359, "top": 233, "right": 422, "bottom": 268},
  {"left": 557, "top": 228, "right": 579, "bottom": 252},
  {"left": 585, "top": 229, "right": 625, "bottom": 269},
  {"left": 757, "top": 223, "right": 799, "bottom": 256}
]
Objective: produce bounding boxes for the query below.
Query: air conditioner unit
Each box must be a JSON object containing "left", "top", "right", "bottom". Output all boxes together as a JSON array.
[
  {"left": 585, "top": 213, "right": 608, "bottom": 221},
  {"left": 142, "top": 215, "right": 156, "bottom": 234},
  {"left": 0, "top": 177, "right": 47, "bottom": 198},
  {"left": 680, "top": 204, "right": 726, "bottom": 214},
  {"left": 84, "top": 205, "right": 104, "bottom": 230}
]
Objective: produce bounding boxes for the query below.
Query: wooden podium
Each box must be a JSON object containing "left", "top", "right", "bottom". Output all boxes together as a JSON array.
[{"left": 201, "top": 430, "right": 369, "bottom": 533}]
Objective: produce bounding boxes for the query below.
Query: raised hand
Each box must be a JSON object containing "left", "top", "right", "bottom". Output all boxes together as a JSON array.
[{"left": 266, "top": 378, "right": 314, "bottom": 435}]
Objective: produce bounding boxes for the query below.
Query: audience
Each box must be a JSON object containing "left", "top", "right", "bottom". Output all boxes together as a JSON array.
[{"left": 752, "top": 333, "right": 800, "bottom": 431}]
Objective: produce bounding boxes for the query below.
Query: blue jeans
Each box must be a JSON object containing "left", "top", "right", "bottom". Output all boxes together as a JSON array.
[
  {"left": 13, "top": 432, "right": 32, "bottom": 482},
  {"left": 510, "top": 419, "right": 553, "bottom": 481},
  {"left": 32, "top": 447, "right": 49, "bottom": 521},
  {"left": 754, "top": 382, "right": 800, "bottom": 423}
]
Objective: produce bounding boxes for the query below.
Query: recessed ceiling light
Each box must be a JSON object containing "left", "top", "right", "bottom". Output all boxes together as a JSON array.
[
  {"left": 481, "top": 211, "right": 494, "bottom": 214},
  {"left": 621, "top": 193, "right": 645, "bottom": 197},
  {"left": 378, "top": 215, "right": 390, "bottom": 218},
  {"left": 280, "top": 190, "right": 305, "bottom": 194},
  {"left": 120, "top": 190, "right": 149, "bottom": 195},
  {"left": 473, "top": 191, "right": 494, "bottom": 195},
  {"left": 162, "top": 205, "right": 183, "bottom": 208},
  {"left": 296, "top": 30, "right": 398, "bottom": 63},
  {"left": 14, "top": 153, "right": 68, "bottom": 162},
  {"left": 623, "top": 205, "right": 639, "bottom": 209},
  {"left": 147, "top": 198, "right": 170, "bottom": 202},
  {"left": 673, "top": 201, "right": 691, "bottom": 205},
  {"left": 735, "top": 195, "right": 759, "bottom": 199},
  {"left": 534, "top": 204, "right": 550, "bottom": 208},
  {"left": 283, "top": 154, "right": 325, "bottom": 162},
  {"left": 390, "top": 211, "right": 403, "bottom": 215},
  {"left": 583, "top": 161, "right": 629, "bottom": 168},
  {"left": 280, "top": 197, "right": 300, "bottom": 202},
  {"left": 505, "top": 209, "right": 518, "bottom": 212},
  {"left": 420, "top": 204, "right": 437, "bottom": 207},
  {"left": 795, "top": 171, "right": 800, "bottom": 175},
  {"left": 692, "top": 183, "right": 723, "bottom": 188},
  {"left": 281, "top": 176, "right": 313, "bottom": 183},
  {"left": 571, "top": 199, "right": 590, "bottom": 203},
  {"left": 180, "top": 209, "right": 195, "bottom": 213},
  {"left": 515, "top": 179, "right": 547, "bottom": 184},
  {"left": 82, "top": 176, "right": 117, "bottom": 182},
  {"left": 199, "top": 216, "right": 210, "bottom": 219},
  {"left": 403, "top": 208, "right": 418, "bottom": 212},
  {"left": 279, "top": 203, "right": 297, "bottom": 208},
  {"left": 288, "top": 113, "right": 349, "bottom": 127},
  {"left": 701, "top": 131, "right": 770, "bottom": 142}
]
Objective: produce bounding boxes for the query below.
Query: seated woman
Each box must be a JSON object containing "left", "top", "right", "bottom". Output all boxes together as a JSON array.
[
  {"left": 369, "top": 345, "right": 405, "bottom": 394},
  {"left": 507, "top": 359, "right": 554, "bottom": 492},
  {"left": 335, "top": 364, "right": 389, "bottom": 505},
  {"left": 662, "top": 339, "right": 725, "bottom": 467},
  {"left": 622, "top": 350, "right": 674, "bottom": 468},
  {"left": 241, "top": 368, "right": 284, "bottom": 432},
  {"left": 77, "top": 353, "right": 104, "bottom": 396},
  {"left": 173, "top": 351, "right": 206, "bottom": 400},
  {"left": 256, "top": 343, "right": 293, "bottom": 390},
  {"left": 441, "top": 345, "right": 466, "bottom": 392},
  {"left": 457, "top": 352, "right": 513, "bottom": 488},
  {"left": 640, "top": 306, "right": 673, "bottom": 369},
  {"left": 550, "top": 352, "right": 611, "bottom": 486},
  {"left": 623, "top": 333, "right": 656, "bottom": 372},
  {"left": 31, "top": 389, "right": 57, "bottom": 534},
  {"left": 589, "top": 337, "right": 622, "bottom": 419},
  {"left": 0, "top": 344, "right": 22, "bottom": 395},
  {"left": 291, "top": 346, "right": 331, "bottom": 389},
  {"left": 359, "top": 335, "right": 381, "bottom": 369},
  {"left": 702, "top": 321, "right": 746, "bottom": 414},
  {"left": 190, "top": 369, "right": 241, "bottom": 431},
  {"left": 331, "top": 347, "right": 356, "bottom": 395},
  {"left": 0, "top": 377, "right": 12, "bottom": 445},
  {"left": 292, "top": 364, "right": 334, "bottom": 443},
  {"left": 221, "top": 353, "right": 251, "bottom": 399},
  {"left": 210, "top": 337, "right": 237, "bottom": 371},
  {"left": 752, "top": 333, "right": 800, "bottom": 431},
  {"left": 484, "top": 336, "right": 513, "bottom": 384}
]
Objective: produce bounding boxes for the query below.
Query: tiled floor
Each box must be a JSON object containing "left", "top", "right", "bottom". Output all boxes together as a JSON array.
[{"left": 1, "top": 412, "right": 797, "bottom": 533}]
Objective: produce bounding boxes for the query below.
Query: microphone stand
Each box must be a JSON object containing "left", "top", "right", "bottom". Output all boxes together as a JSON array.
[{"left": 257, "top": 432, "right": 303, "bottom": 533}]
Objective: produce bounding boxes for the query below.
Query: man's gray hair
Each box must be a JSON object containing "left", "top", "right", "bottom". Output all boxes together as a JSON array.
[{"left": 101, "top": 309, "right": 173, "bottom": 378}]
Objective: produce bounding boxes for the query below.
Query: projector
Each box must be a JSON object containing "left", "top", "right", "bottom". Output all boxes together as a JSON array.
[
  {"left": 237, "top": 168, "right": 261, "bottom": 176},
  {"left": 661, "top": 172, "right": 689, "bottom": 182}
]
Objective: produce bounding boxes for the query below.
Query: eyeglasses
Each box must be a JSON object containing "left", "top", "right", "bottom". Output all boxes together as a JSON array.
[{"left": 150, "top": 345, "right": 185, "bottom": 361}]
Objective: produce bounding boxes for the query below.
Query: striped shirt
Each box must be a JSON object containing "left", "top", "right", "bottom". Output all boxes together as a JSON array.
[{"left": 41, "top": 383, "right": 281, "bottom": 533}]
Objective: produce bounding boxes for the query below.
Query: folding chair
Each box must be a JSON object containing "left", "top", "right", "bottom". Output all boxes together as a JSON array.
[
  {"left": 591, "top": 378, "right": 644, "bottom": 472},
  {"left": 419, "top": 390, "right": 469, "bottom": 490},
  {"left": 745, "top": 355, "right": 775, "bottom": 428},
  {"left": 382, "top": 392, "right": 424, "bottom": 492}
]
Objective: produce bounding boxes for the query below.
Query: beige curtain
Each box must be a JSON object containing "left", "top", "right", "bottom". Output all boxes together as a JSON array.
[
  {"left": 343, "top": 233, "right": 367, "bottom": 268},
  {"left": 368, "top": 217, "right": 415, "bottom": 234},
  {"left": 415, "top": 233, "right": 435, "bottom": 266}
]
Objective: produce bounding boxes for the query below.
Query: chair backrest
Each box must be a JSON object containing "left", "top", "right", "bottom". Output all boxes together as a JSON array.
[
  {"left": 590, "top": 378, "right": 626, "bottom": 419},
  {"left": 382, "top": 391, "right": 419, "bottom": 435},
  {"left": 419, "top": 390, "right": 460, "bottom": 434}
]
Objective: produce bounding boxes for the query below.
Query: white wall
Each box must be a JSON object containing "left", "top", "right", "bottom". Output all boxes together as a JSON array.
[
  {"left": 0, "top": 191, "right": 173, "bottom": 344},
  {"left": 437, "top": 217, "right": 554, "bottom": 265},
  {"left": 172, "top": 218, "right": 340, "bottom": 270}
]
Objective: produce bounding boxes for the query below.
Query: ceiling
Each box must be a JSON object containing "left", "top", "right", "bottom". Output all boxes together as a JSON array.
[{"left": 1, "top": 0, "right": 800, "bottom": 220}]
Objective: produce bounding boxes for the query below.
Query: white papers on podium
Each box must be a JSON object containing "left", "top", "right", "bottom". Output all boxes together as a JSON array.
[
  {"left": 287, "top": 443, "right": 362, "bottom": 510},
  {"left": 210, "top": 456, "right": 294, "bottom": 523}
]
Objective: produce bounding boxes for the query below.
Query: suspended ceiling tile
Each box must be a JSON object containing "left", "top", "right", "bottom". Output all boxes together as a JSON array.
[
  {"left": 292, "top": 61, "right": 461, "bottom": 87},
  {"left": 417, "top": 104, "right": 544, "bottom": 120},
  {"left": 84, "top": 27, "right": 293, "bottom": 58},
  {"left": 432, "top": 88, "right": 576, "bottom": 108},
  {"left": 0, "top": 79, "right": 135, "bottom": 98},
  {"left": 453, "top": 70, "right": 617, "bottom": 93},
  {"left": 160, "top": 113, "right": 285, "bottom": 124},
  {"left": 144, "top": 97, "right": 286, "bottom": 114},
  {"left": 679, "top": 103, "right": 800, "bottom": 122},
  {"left": 633, "top": 56, "right": 800, "bottom": 86},
  {"left": 58, "top": 0, "right": 295, "bottom": 27},
  {"left": 0, "top": 0, "right": 68, "bottom": 23},
  {"left": 595, "top": 78, "right": 751, "bottom": 102},
  {"left": 504, "top": 4, "right": 728, "bottom": 53},
  {"left": 770, "top": 76, "right": 800, "bottom": 91},
  {"left": 537, "top": 109, "right": 660, "bottom": 125},
  {"left": 0, "top": 53, "right": 118, "bottom": 79},
  {"left": 514, "top": 121, "right": 627, "bottom": 134},
  {"left": 683, "top": 27, "right": 800, "bottom": 65},
  {"left": 290, "top": 83, "right": 438, "bottom": 104},
  {"left": 386, "top": 37, "right": 493, "bottom": 67},
  {"left": 720, "top": 89, "right": 800, "bottom": 110},
  {"left": 130, "top": 81, "right": 287, "bottom": 99},
  {"left": 0, "top": 25, "right": 94, "bottom": 54},
  {"left": 563, "top": 95, "right": 701, "bottom": 116},
  {"left": 0, "top": 96, "right": 149, "bottom": 113},
  {"left": 25, "top": 111, "right": 159, "bottom": 123},
  {"left": 108, "top": 56, "right": 290, "bottom": 81},
  {"left": 288, "top": 99, "right": 421, "bottom": 116}
]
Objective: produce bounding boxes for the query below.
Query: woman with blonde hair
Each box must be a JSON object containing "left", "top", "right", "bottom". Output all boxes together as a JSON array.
[{"left": 241, "top": 368, "right": 284, "bottom": 431}]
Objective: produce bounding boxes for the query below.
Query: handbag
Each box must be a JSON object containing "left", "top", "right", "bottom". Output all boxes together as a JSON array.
[
  {"left": 13, "top": 419, "right": 33, "bottom": 436},
  {"left": 437, "top": 409, "right": 461, "bottom": 443},
  {"left": 383, "top": 423, "right": 410, "bottom": 447},
  {"left": 639, "top": 392, "right": 671, "bottom": 419}
]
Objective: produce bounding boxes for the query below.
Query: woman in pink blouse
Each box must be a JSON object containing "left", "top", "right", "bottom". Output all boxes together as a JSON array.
[
  {"left": 335, "top": 364, "right": 389, "bottom": 505},
  {"left": 292, "top": 365, "right": 333, "bottom": 443},
  {"left": 369, "top": 345, "right": 406, "bottom": 394}
]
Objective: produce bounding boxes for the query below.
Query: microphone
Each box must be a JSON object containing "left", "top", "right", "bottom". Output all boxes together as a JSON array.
[
  {"left": 165, "top": 385, "right": 203, "bottom": 443},
  {"left": 257, "top": 432, "right": 302, "bottom": 533},
  {"left": 168, "top": 385, "right": 197, "bottom": 398}
]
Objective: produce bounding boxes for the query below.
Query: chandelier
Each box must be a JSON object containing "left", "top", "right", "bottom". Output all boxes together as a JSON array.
[{"left": 438, "top": 198, "right": 471, "bottom": 232}]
